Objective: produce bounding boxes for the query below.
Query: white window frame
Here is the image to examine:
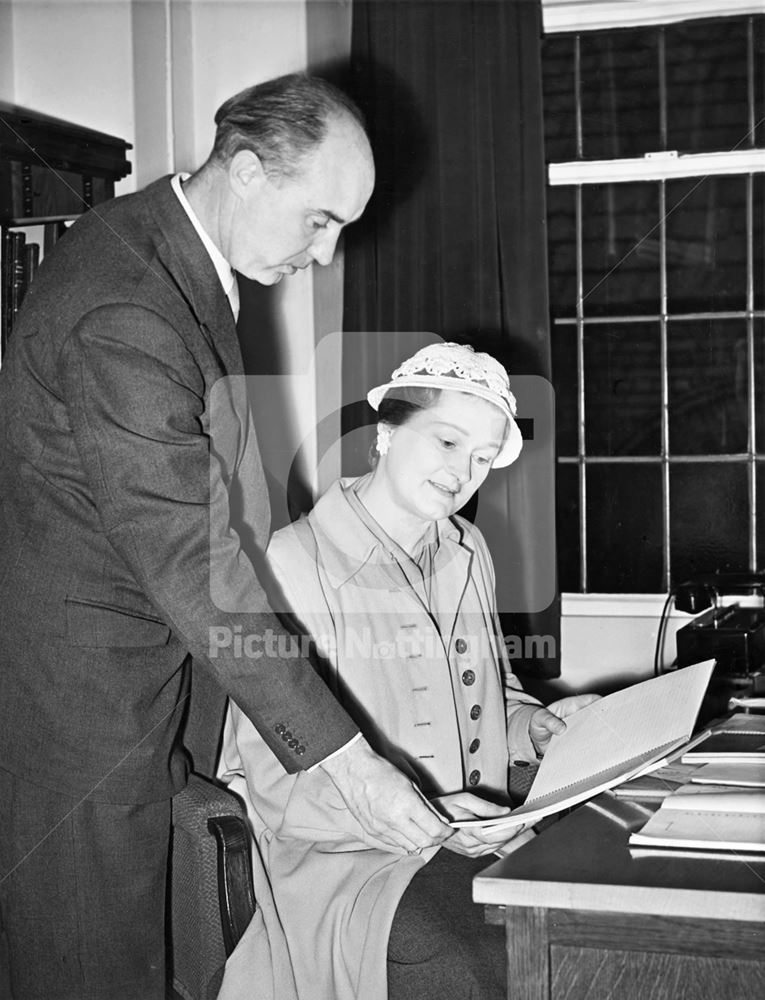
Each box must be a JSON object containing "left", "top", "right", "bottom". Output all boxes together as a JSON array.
[
  {"left": 542, "top": 0, "right": 764, "bottom": 34},
  {"left": 550, "top": 149, "right": 765, "bottom": 187},
  {"left": 543, "top": 0, "right": 765, "bottom": 615}
]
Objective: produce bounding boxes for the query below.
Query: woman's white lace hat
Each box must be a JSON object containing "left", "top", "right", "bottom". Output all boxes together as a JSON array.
[{"left": 367, "top": 342, "right": 523, "bottom": 468}]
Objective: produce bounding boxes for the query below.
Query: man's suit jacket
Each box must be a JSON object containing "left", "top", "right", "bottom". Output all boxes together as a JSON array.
[{"left": 0, "top": 176, "right": 358, "bottom": 804}]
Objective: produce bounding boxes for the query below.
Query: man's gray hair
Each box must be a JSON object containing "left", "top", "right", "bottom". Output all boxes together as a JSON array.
[{"left": 211, "top": 73, "right": 367, "bottom": 177}]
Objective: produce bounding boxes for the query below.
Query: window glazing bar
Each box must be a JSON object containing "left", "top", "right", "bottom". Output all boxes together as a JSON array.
[{"left": 553, "top": 311, "right": 765, "bottom": 324}]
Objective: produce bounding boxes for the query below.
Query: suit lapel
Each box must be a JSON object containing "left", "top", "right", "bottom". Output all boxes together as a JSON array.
[{"left": 147, "top": 177, "right": 243, "bottom": 377}]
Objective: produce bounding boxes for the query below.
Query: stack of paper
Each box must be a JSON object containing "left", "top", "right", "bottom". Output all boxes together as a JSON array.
[
  {"left": 691, "top": 761, "right": 765, "bottom": 788},
  {"left": 610, "top": 762, "right": 702, "bottom": 801},
  {"left": 629, "top": 785, "right": 765, "bottom": 853},
  {"left": 681, "top": 713, "right": 765, "bottom": 764}
]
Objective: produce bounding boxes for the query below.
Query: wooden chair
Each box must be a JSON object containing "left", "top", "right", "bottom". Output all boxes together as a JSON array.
[{"left": 169, "top": 774, "right": 256, "bottom": 1000}]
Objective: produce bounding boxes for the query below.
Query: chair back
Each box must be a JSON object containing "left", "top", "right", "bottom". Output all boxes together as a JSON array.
[{"left": 170, "top": 774, "right": 256, "bottom": 1000}]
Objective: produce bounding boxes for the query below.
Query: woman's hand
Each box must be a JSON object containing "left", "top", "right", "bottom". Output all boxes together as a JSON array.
[
  {"left": 430, "top": 792, "right": 526, "bottom": 858},
  {"left": 528, "top": 694, "right": 602, "bottom": 756}
]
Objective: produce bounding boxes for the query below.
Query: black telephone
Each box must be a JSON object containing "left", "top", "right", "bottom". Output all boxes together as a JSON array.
[{"left": 674, "top": 573, "right": 765, "bottom": 677}]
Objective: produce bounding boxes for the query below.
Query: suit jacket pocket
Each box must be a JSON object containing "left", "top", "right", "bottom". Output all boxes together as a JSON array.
[{"left": 65, "top": 597, "right": 172, "bottom": 648}]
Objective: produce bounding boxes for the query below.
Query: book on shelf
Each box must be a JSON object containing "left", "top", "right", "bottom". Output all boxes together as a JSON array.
[
  {"left": 1, "top": 230, "right": 40, "bottom": 356},
  {"left": 451, "top": 659, "right": 715, "bottom": 831},
  {"left": 628, "top": 784, "right": 765, "bottom": 854},
  {"left": 1, "top": 228, "right": 13, "bottom": 354},
  {"left": 24, "top": 241, "right": 40, "bottom": 288},
  {"left": 10, "top": 230, "right": 27, "bottom": 321}
]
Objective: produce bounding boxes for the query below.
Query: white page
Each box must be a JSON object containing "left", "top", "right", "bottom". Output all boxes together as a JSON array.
[
  {"left": 663, "top": 786, "right": 765, "bottom": 813},
  {"left": 525, "top": 660, "right": 715, "bottom": 804}
]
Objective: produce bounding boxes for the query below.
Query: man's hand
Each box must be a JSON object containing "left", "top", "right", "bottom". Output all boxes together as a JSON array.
[
  {"left": 431, "top": 792, "right": 525, "bottom": 858},
  {"left": 321, "top": 737, "right": 452, "bottom": 852},
  {"left": 528, "top": 694, "right": 602, "bottom": 756}
]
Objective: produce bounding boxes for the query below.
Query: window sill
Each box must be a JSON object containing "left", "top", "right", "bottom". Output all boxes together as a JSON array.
[{"left": 561, "top": 593, "right": 692, "bottom": 619}]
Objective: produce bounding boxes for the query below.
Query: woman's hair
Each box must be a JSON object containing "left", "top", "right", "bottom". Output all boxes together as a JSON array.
[
  {"left": 377, "top": 385, "right": 442, "bottom": 427},
  {"left": 210, "top": 73, "right": 366, "bottom": 179}
]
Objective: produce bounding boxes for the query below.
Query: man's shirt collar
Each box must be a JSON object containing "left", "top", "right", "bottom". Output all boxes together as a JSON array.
[{"left": 171, "top": 173, "right": 237, "bottom": 306}]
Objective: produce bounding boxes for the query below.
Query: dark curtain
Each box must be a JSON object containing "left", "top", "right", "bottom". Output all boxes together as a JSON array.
[{"left": 342, "top": 0, "right": 560, "bottom": 678}]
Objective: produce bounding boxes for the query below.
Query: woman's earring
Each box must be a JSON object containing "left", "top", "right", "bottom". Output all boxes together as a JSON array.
[{"left": 376, "top": 428, "right": 391, "bottom": 456}]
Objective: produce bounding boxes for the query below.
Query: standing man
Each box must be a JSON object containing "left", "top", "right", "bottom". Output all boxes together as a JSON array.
[{"left": 0, "top": 74, "right": 450, "bottom": 999}]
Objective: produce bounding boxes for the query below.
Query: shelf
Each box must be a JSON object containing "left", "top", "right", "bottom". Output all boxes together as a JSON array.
[
  {"left": 3, "top": 215, "right": 77, "bottom": 227},
  {"left": 1, "top": 105, "right": 131, "bottom": 361}
]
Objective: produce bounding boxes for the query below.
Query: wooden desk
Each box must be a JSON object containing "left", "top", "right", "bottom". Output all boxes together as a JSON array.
[{"left": 473, "top": 794, "right": 765, "bottom": 1000}]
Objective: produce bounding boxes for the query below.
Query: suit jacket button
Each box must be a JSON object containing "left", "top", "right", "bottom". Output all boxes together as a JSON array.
[
  {"left": 461, "top": 669, "right": 475, "bottom": 686},
  {"left": 468, "top": 769, "right": 481, "bottom": 786},
  {"left": 288, "top": 739, "right": 298, "bottom": 749},
  {"left": 470, "top": 704, "right": 481, "bottom": 720},
  {"left": 275, "top": 724, "right": 286, "bottom": 734},
  {"left": 281, "top": 729, "right": 293, "bottom": 741},
  {"left": 469, "top": 738, "right": 480, "bottom": 753},
  {"left": 455, "top": 638, "right": 468, "bottom": 654},
  {"left": 296, "top": 746, "right": 306, "bottom": 755}
]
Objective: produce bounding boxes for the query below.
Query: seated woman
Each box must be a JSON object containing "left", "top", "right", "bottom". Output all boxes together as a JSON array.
[{"left": 217, "top": 342, "right": 596, "bottom": 1000}]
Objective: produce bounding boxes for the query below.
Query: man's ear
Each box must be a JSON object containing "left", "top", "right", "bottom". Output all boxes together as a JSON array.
[{"left": 228, "top": 149, "right": 268, "bottom": 198}]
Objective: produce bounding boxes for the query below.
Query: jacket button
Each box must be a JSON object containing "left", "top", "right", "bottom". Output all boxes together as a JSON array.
[
  {"left": 288, "top": 739, "right": 298, "bottom": 749},
  {"left": 281, "top": 729, "right": 293, "bottom": 741},
  {"left": 470, "top": 704, "right": 481, "bottom": 720},
  {"left": 469, "top": 738, "right": 480, "bottom": 753},
  {"left": 461, "top": 669, "right": 475, "bottom": 686},
  {"left": 296, "top": 745, "right": 306, "bottom": 755},
  {"left": 455, "top": 638, "right": 468, "bottom": 654},
  {"left": 275, "top": 724, "right": 286, "bottom": 734},
  {"left": 468, "top": 769, "right": 481, "bottom": 786}
]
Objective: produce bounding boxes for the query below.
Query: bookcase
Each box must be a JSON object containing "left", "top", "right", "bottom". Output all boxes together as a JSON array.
[{"left": 0, "top": 103, "right": 132, "bottom": 363}]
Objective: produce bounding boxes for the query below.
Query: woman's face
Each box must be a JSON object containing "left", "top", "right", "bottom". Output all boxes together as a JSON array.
[{"left": 379, "top": 390, "right": 508, "bottom": 527}]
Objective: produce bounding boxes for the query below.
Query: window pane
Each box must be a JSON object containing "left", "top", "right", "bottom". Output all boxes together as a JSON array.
[
  {"left": 756, "top": 16, "right": 765, "bottom": 148},
  {"left": 543, "top": 34, "right": 577, "bottom": 162},
  {"left": 547, "top": 185, "right": 577, "bottom": 318},
  {"left": 584, "top": 322, "right": 661, "bottom": 456},
  {"left": 755, "top": 319, "right": 765, "bottom": 455},
  {"left": 551, "top": 324, "right": 578, "bottom": 456},
  {"left": 758, "top": 462, "right": 765, "bottom": 568},
  {"left": 586, "top": 464, "right": 663, "bottom": 592},
  {"left": 581, "top": 182, "right": 660, "bottom": 316},
  {"left": 556, "top": 463, "right": 580, "bottom": 592},
  {"left": 755, "top": 174, "right": 764, "bottom": 312},
  {"left": 666, "top": 175, "right": 748, "bottom": 313},
  {"left": 579, "top": 28, "right": 660, "bottom": 159},
  {"left": 668, "top": 320, "right": 749, "bottom": 456},
  {"left": 670, "top": 463, "right": 749, "bottom": 582},
  {"left": 665, "top": 17, "right": 751, "bottom": 154}
]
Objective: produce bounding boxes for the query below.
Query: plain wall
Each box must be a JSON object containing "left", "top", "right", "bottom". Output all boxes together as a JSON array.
[{"left": 6, "top": 0, "right": 137, "bottom": 194}]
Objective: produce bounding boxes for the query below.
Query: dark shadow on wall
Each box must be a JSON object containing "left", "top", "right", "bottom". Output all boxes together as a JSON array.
[
  {"left": 236, "top": 277, "right": 315, "bottom": 532},
  {"left": 236, "top": 277, "right": 282, "bottom": 374}
]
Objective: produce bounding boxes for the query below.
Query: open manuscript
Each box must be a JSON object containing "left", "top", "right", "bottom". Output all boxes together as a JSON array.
[{"left": 453, "top": 659, "right": 715, "bottom": 830}]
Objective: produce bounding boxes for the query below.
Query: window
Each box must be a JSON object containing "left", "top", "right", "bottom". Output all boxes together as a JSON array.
[{"left": 543, "top": 12, "right": 765, "bottom": 594}]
